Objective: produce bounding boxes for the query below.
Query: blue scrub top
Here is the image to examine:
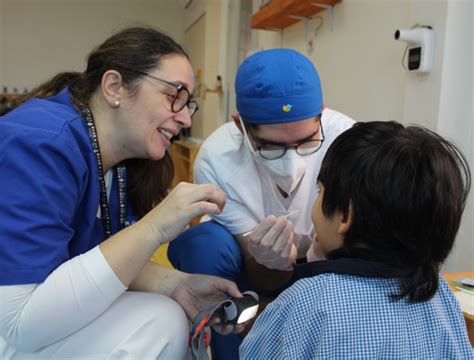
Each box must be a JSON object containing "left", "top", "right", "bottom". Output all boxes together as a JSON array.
[{"left": 0, "top": 89, "right": 137, "bottom": 285}]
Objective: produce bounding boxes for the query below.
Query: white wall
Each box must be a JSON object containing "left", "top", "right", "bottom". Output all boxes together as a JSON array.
[
  {"left": 401, "top": 0, "right": 448, "bottom": 130},
  {"left": 220, "top": 0, "right": 240, "bottom": 126},
  {"left": 250, "top": 0, "right": 411, "bottom": 123},
  {"left": 183, "top": 0, "right": 207, "bottom": 31},
  {"left": 437, "top": 0, "right": 473, "bottom": 272},
  {"left": 200, "top": 0, "right": 221, "bottom": 138},
  {"left": 184, "top": 12, "right": 206, "bottom": 138},
  {"left": 0, "top": 0, "right": 184, "bottom": 91},
  {"left": 182, "top": 0, "right": 230, "bottom": 139}
]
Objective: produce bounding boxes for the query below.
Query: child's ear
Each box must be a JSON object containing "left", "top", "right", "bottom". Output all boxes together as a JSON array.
[{"left": 337, "top": 202, "right": 353, "bottom": 235}]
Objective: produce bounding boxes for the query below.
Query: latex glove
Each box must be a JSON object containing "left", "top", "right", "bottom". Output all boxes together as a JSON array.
[
  {"left": 306, "top": 238, "right": 327, "bottom": 262},
  {"left": 247, "top": 215, "right": 297, "bottom": 271},
  {"left": 142, "top": 182, "right": 226, "bottom": 245},
  {"left": 171, "top": 274, "right": 245, "bottom": 335}
]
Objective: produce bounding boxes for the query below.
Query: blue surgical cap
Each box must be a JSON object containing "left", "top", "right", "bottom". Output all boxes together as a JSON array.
[{"left": 235, "top": 48, "right": 323, "bottom": 124}]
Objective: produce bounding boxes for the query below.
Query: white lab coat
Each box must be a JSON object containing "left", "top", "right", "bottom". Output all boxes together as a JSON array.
[{"left": 194, "top": 108, "right": 355, "bottom": 259}]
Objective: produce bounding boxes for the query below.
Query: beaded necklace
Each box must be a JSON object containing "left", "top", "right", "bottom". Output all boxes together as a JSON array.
[{"left": 79, "top": 105, "right": 127, "bottom": 239}]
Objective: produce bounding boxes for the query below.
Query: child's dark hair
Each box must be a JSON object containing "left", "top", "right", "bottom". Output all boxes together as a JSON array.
[{"left": 318, "top": 121, "right": 471, "bottom": 303}]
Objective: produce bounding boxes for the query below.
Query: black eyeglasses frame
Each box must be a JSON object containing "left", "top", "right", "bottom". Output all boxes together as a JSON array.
[
  {"left": 123, "top": 67, "right": 199, "bottom": 117},
  {"left": 246, "top": 120, "right": 325, "bottom": 160}
]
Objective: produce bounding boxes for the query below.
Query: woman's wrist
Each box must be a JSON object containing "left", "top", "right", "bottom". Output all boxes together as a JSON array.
[
  {"left": 138, "top": 214, "right": 166, "bottom": 248},
  {"left": 130, "top": 262, "right": 188, "bottom": 296}
]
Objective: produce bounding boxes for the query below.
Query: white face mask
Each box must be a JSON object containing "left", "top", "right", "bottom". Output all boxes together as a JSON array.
[
  {"left": 256, "top": 149, "right": 312, "bottom": 194},
  {"left": 239, "top": 116, "right": 314, "bottom": 194}
]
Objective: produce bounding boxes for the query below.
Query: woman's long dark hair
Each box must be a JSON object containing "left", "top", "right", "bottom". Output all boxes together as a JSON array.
[{"left": 22, "top": 27, "right": 188, "bottom": 217}]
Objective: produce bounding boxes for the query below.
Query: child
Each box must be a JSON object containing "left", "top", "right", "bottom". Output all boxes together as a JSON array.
[{"left": 240, "top": 121, "right": 473, "bottom": 359}]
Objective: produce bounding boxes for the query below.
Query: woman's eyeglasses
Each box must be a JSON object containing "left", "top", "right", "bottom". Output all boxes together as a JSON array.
[{"left": 125, "top": 67, "right": 199, "bottom": 117}]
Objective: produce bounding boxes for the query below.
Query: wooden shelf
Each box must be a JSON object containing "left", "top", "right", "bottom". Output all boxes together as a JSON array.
[
  {"left": 205, "top": 88, "right": 223, "bottom": 95},
  {"left": 176, "top": 154, "right": 191, "bottom": 162},
  {"left": 0, "top": 93, "right": 24, "bottom": 114},
  {"left": 0, "top": 93, "right": 23, "bottom": 101},
  {"left": 251, "top": 0, "right": 340, "bottom": 30},
  {"left": 170, "top": 139, "right": 202, "bottom": 226},
  {"left": 1, "top": 93, "right": 18, "bottom": 98},
  {"left": 170, "top": 139, "right": 201, "bottom": 187}
]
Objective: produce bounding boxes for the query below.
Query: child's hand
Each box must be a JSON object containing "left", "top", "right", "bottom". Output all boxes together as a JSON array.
[{"left": 246, "top": 215, "right": 297, "bottom": 271}]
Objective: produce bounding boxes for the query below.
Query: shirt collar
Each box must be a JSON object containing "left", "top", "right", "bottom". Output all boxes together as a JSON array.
[{"left": 292, "top": 247, "right": 408, "bottom": 285}]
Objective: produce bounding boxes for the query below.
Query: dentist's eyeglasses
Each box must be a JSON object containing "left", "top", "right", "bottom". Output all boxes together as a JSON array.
[
  {"left": 125, "top": 67, "right": 199, "bottom": 117},
  {"left": 247, "top": 121, "right": 325, "bottom": 160}
]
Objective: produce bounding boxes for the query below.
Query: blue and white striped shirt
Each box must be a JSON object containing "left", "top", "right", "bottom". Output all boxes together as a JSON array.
[{"left": 240, "top": 274, "right": 473, "bottom": 359}]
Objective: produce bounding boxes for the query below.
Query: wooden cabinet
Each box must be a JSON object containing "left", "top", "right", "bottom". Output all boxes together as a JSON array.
[
  {"left": 252, "top": 0, "right": 340, "bottom": 30},
  {"left": 0, "top": 93, "right": 23, "bottom": 115},
  {"left": 0, "top": 93, "right": 22, "bottom": 102},
  {"left": 170, "top": 139, "right": 202, "bottom": 226},
  {"left": 170, "top": 139, "right": 201, "bottom": 187}
]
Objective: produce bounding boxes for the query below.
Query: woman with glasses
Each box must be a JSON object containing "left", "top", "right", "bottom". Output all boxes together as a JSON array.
[
  {"left": 168, "top": 48, "right": 355, "bottom": 359},
  {"left": 0, "top": 27, "right": 244, "bottom": 358}
]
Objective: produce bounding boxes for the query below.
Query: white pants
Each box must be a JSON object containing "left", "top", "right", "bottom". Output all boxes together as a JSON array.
[{"left": 4, "top": 291, "right": 189, "bottom": 359}]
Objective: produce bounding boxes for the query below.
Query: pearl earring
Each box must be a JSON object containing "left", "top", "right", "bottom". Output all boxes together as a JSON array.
[{"left": 114, "top": 100, "right": 120, "bottom": 107}]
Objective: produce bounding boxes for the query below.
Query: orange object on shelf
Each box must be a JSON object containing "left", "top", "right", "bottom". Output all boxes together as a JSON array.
[{"left": 251, "top": 0, "right": 340, "bottom": 30}]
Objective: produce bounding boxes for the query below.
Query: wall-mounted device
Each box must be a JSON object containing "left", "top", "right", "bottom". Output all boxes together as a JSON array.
[{"left": 394, "top": 26, "right": 435, "bottom": 73}]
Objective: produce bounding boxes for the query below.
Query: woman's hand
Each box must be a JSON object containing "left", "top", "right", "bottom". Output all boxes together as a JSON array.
[
  {"left": 142, "top": 182, "right": 226, "bottom": 245},
  {"left": 170, "top": 274, "right": 246, "bottom": 335}
]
